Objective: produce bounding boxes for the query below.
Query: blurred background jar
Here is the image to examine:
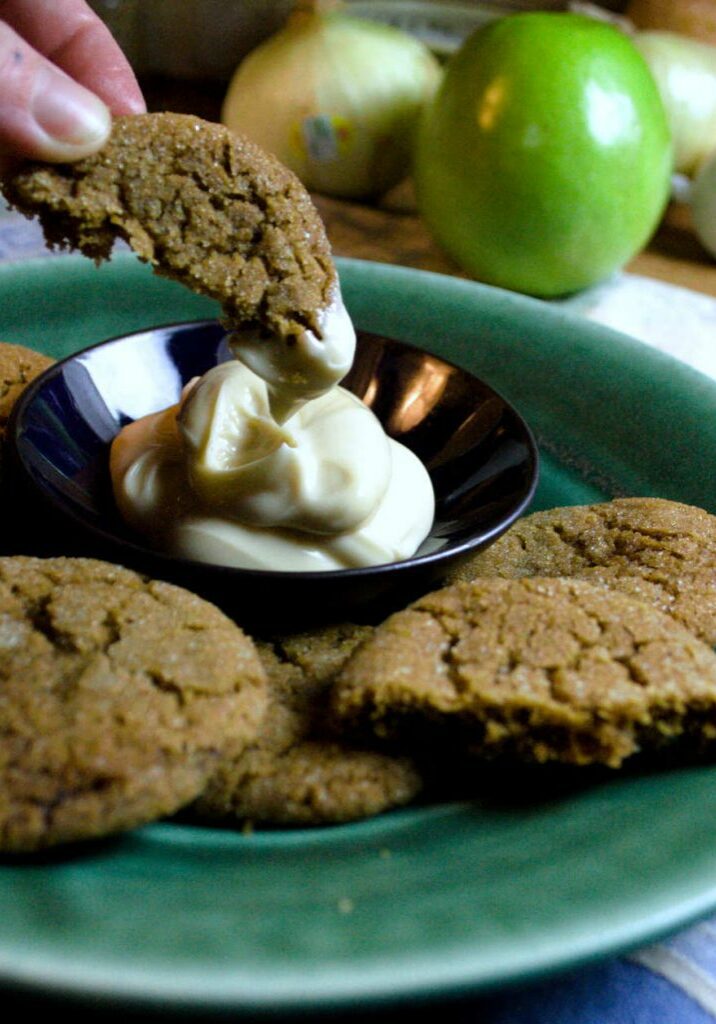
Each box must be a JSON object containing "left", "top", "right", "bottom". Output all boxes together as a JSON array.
[{"left": 88, "top": 1, "right": 628, "bottom": 80}]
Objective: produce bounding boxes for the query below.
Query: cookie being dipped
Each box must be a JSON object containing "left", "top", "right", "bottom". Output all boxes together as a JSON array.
[
  {"left": 191, "top": 623, "right": 422, "bottom": 827},
  {"left": 0, "top": 556, "right": 268, "bottom": 853},
  {"left": 446, "top": 497, "right": 716, "bottom": 645},
  {"left": 329, "top": 577, "right": 716, "bottom": 770},
  {"left": 2, "top": 112, "right": 337, "bottom": 339}
]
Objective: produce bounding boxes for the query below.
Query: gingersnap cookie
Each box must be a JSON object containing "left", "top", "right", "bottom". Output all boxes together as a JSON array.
[
  {"left": 446, "top": 498, "right": 716, "bottom": 645},
  {"left": 0, "top": 341, "right": 53, "bottom": 446},
  {"left": 2, "top": 113, "right": 336, "bottom": 338},
  {"left": 0, "top": 343, "right": 55, "bottom": 548},
  {"left": 329, "top": 577, "right": 716, "bottom": 769},
  {"left": 0, "top": 342, "right": 53, "bottom": 433},
  {"left": 191, "top": 623, "right": 422, "bottom": 826},
  {"left": 0, "top": 555, "right": 268, "bottom": 852}
]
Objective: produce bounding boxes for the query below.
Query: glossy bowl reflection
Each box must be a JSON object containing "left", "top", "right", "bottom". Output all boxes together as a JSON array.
[{"left": 9, "top": 320, "right": 538, "bottom": 629}]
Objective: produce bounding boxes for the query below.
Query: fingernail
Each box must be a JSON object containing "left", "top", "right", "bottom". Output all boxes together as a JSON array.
[{"left": 31, "top": 67, "right": 111, "bottom": 149}]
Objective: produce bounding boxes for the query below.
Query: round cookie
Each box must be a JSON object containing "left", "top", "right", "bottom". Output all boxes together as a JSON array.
[
  {"left": 0, "top": 343, "right": 54, "bottom": 552},
  {"left": 191, "top": 623, "right": 422, "bottom": 826},
  {"left": 0, "top": 556, "right": 268, "bottom": 852},
  {"left": 0, "top": 342, "right": 53, "bottom": 469},
  {"left": 446, "top": 498, "right": 716, "bottom": 645},
  {"left": 329, "top": 577, "right": 716, "bottom": 769},
  {"left": 2, "top": 113, "right": 336, "bottom": 338},
  {"left": 0, "top": 342, "right": 53, "bottom": 437}
]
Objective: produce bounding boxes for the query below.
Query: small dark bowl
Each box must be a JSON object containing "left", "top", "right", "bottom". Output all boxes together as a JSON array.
[{"left": 8, "top": 320, "right": 538, "bottom": 630}]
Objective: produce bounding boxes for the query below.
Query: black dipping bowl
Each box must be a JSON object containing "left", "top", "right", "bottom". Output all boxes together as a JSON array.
[{"left": 8, "top": 320, "right": 538, "bottom": 630}]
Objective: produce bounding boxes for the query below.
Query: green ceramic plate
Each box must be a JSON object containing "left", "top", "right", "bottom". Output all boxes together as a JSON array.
[{"left": 2, "top": 253, "right": 716, "bottom": 1014}]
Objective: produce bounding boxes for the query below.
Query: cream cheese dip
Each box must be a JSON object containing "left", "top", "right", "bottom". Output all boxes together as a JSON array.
[{"left": 110, "top": 289, "right": 435, "bottom": 572}]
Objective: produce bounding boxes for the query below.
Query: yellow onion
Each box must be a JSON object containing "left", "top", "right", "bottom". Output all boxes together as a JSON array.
[
  {"left": 221, "top": 1, "right": 442, "bottom": 199},
  {"left": 689, "top": 148, "right": 716, "bottom": 258},
  {"left": 634, "top": 30, "right": 716, "bottom": 176}
]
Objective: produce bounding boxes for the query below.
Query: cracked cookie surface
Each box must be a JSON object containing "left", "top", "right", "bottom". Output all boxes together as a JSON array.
[
  {"left": 329, "top": 577, "right": 716, "bottom": 769},
  {"left": 191, "top": 623, "right": 422, "bottom": 826},
  {"left": 0, "top": 556, "right": 268, "bottom": 852},
  {"left": 446, "top": 498, "right": 716, "bottom": 645},
  {"left": 2, "top": 113, "right": 337, "bottom": 338}
]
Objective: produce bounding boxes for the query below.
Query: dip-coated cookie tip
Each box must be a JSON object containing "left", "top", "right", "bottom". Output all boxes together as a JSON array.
[
  {"left": 330, "top": 577, "right": 716, "bottom": 770},
  {"left": 0, "top": 556, "right": 268, "bottom": 853},
  {"left": 2, "top": 113, "right": 337, "bottom": 338}
]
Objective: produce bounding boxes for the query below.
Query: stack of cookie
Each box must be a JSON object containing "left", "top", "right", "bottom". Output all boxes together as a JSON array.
[
  {"left": 4, "top": 464, "right": 716, "bottom": 851},
  {"left": 0, "top": 550, "right": 424, "bottom": 853}
]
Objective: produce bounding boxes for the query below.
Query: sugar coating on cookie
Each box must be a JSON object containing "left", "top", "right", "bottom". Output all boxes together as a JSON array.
[
  {"left": 0, "top": 342, "right": 53, "bottom": 442},
  {"left": 0, "top": 556, "right": 268, "bottom": 852},
  {"left": 330, "top": 577, "right": 716, "bottom": 769},
  {"left": 2, "top": 113, "right": 337, "bottom": 338},
  {"left": 447, "top": 497, "right": 716, "bottom": 645},
  {"left": 192, "top": 623, "right": 422, "bottom": 826}
]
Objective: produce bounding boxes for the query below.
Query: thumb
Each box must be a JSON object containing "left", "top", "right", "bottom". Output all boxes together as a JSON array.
[{"left": 0, "top": 19, "right": 111, "bottom": 165}]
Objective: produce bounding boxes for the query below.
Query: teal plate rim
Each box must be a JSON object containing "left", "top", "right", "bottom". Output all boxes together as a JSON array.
[{"left": 2, "top": 253, "right": 716, "bottom": 1014}]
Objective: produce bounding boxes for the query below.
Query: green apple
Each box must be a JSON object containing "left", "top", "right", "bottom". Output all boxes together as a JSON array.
[{"left": 414, "top": 13, "right": 672, "bottom": 297}]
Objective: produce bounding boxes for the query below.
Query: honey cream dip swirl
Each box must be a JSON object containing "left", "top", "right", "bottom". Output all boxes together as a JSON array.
[{"left": 110, "top": 289, "right": 435, "bottom": 572}]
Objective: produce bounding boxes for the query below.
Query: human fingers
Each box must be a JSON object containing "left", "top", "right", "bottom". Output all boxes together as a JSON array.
[
  {"left": 0, "top": 0, "right": 145, "bottom": 116},
  {"left": 0, "top": 19, "right": 111, "bottom": 165}
]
